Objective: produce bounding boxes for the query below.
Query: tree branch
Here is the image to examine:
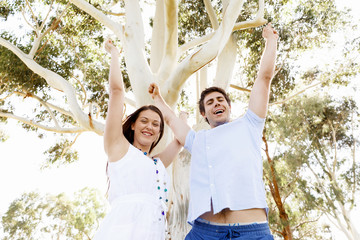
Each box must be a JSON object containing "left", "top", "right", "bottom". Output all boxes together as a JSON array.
[
  {"left": 20, "top": 91, "right": 62, "bottom": 128},
  {"left": 150, "top": 0, "right": 165, "bottom": 73},
  {"left": 29, "top": 2, "right": 70, "bottom": 58},
  {"left": 121, "top": 0, "right": 153, "bottom": 106},
  {"left": 13, "top": 91, "right": 75, "bottom": 118},
  {"left": 103, "top": 11, "right": 125, "bottom": 17},
  {"left": 165, "top": 0, "right": 247, "bottom": 105},
  {"left": 269, "top": 81, "right": 322, "bottom": 106},
  {"left": 60, "top": 133, "right": 81, "bottom": 159},
  {"left": 230, "top": 83, "right": 251, "bottom": 92},
  {"left": 204, "top": 0, "right": 219, "bottom": 29},
  {"left": 293, "top": 216, "right": 321, "bottom": 231},
  {"left": 158, "top": 0, "right": 178, "bottom": 85},
  {"left": 233, "top": 0, "right": 266, "bottom": 30},
  {"left": 178, "top": 1, "right": 266, "bottom": 56},
  {"left": 213, "top": 34, "right": 237, "bottom": 89},
  {"left": 40, "top": 0, "right": 54, "bottom": 32},
  {"left": 21, "top": 7, "right": 37, "bottom": 33},
  {"left": 0, "top": 37, "right": 104, "bottom": 135},
  {"left": 69, "top": 0, "right": 124, "bottom": 39},
  {"left": 25, "top": 0, "right": 39, "bottom": 29},
  {"left": 0, "top": 111, "right": 85, "bottom": 134}
]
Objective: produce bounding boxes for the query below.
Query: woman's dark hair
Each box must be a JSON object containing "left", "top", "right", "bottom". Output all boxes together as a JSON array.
[
  {"left": 106, "top": 105, "right": 165, "bottom": 198},
  {"left": 122, "top": 105, "right": 165, "bottom": 153}
]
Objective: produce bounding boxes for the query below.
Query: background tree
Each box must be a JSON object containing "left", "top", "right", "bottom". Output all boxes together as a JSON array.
[
  {"left": 259, "top": 13, "right": 360, "bottom": 239},
  {"left": 0, "top": 0, "right": 359, "bottom": 239},
  {"left": 263, "top": 92, "right": 360, "bottom": 240},
  {"left": 1, "top": 188, "right": 106, "bottom": 240}
]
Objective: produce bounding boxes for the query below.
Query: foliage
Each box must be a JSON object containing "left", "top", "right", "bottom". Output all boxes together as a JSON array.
[
  {"left": 1, "top": 188, "right": 107, "bottom": 240},
  {"left": 43, "top": 136, "right": 79, "bottom": 167},
  {"left": 265, "top": 93, "right": 360, "bottom": 239}
]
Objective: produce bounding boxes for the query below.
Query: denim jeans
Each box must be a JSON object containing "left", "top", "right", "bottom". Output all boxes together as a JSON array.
[{"left": 185, "top": 219, "right": 274, "bottom": 240}]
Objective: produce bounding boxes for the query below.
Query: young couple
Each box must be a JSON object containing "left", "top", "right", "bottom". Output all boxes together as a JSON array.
[{"left": 94, "top": 23, "right": 278, "bottom": 240}]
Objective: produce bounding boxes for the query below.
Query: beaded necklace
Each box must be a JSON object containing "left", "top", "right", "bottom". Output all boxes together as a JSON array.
[{"left": 140, "top": 150, "right": 169, "bottom": 217}]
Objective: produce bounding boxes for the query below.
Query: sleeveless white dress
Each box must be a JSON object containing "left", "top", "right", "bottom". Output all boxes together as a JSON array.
[{"left": 93, "top": 144, "right": 170, "bottom": 240}]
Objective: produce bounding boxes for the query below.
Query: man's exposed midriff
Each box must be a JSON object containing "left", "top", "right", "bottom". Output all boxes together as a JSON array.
[{"left": 200, "top": 206, "right": 267, "bottom": 224}]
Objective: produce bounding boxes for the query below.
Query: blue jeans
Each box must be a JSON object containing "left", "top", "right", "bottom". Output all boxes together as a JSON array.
[{"left": 185, "top": 219, "right": 274, "bottom": 240}]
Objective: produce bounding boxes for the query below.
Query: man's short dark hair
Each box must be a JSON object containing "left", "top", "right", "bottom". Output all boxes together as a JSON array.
[{"left": 198, "top": 86, "right": 231, "bottom": 116}]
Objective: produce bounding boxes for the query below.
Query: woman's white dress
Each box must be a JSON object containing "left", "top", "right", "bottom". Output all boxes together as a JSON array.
[{"left": 93, "top": 144, "right": 170, "bottom": 240}]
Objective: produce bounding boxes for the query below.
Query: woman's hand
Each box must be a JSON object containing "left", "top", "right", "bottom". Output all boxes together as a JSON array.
[{"left": 104, "top": 39, "right": 120, "bottom": 56}]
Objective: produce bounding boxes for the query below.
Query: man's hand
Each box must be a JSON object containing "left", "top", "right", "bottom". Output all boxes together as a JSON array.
[
  {"left": 179, "top": 111, "right": 189, "bottom": 123},
  {"left": 148, "top": 83, "right": 161, "bottom": 100},
  {"left": 262, "top": 23, "right": 279, "bottom": 41}
]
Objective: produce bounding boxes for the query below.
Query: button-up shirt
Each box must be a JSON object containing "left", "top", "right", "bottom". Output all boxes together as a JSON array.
[{"left": 184, "top": 109, "right": 268, "bottom": 223}]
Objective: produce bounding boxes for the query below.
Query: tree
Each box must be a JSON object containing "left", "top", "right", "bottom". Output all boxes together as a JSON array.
[
  {"left": 264, "top": 92, "right": 360, "bottom": 240},
  {"left": 1, "top": 0, "right": 358, "bottom": 239},
  {"left": 1, "top": 188, "right": 107, "bottom": 240}
]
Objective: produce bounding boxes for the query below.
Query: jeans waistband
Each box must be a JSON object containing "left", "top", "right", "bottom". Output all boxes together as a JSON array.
[{"left": 192, "top": 218, "right": 271, "bottom": 238}]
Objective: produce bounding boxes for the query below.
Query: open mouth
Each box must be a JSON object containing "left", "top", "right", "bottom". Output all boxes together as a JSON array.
[
  {"left": 142, "top": 131, "right": 152, "bottom": 136},
  {"left": 214, "top": 109, "right": 224, "bottom": 115}
]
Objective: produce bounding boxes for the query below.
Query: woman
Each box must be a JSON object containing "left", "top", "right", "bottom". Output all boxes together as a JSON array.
[{"left": 93, "top": 40, "right": 182, "bottom": 240}]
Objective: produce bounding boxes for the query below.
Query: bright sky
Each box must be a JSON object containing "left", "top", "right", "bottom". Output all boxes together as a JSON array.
[
  {"left": 1, "top": 0, "right": 360, "bottom": 239},
  {"left": 0, "top": 121, "right": 109, "bottom": 211}
]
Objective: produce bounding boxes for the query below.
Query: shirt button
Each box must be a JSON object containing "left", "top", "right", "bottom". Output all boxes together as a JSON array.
[
  {"left": 209, "top": 165, "right": 212, "bottom": 168},
  {"left": 206, "top": 146, "right": 210, "bottom": 150},
  {"left": 210, "top": 184, "right": 214, "bottom": 187}
]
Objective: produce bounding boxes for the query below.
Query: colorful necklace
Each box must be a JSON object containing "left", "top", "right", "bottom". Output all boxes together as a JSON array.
[{"left": 139, "top": 149, "right": 168, "bottom": 217}]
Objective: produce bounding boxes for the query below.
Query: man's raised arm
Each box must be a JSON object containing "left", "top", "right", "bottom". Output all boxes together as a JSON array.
[{"left": 249, "top": 23, "right": 278, "bottom": 118}]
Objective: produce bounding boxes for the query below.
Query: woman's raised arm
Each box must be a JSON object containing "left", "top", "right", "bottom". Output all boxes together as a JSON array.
[{"left": 103, "top": 40, "right": 129, "bottom": 161}]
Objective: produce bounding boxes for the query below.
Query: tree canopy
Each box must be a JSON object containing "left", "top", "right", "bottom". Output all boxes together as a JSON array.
[{"left": 1, "top": 188, "right": 106, "bottom": 240}]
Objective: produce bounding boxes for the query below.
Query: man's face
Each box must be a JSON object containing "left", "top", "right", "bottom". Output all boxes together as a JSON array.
[{"left": 201, "top": 91, "right": 231, "bottom": 128}]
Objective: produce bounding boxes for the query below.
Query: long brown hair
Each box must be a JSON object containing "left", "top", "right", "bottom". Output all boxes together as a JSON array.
[
  {"left": 122, "top": 105, "right": 165, "bottom": 153},
  {"left": 106, "top": 105, "right": 165, "bottom": 197}
]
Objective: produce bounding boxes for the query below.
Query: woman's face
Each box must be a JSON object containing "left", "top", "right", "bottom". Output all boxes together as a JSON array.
[{"left": 131, "top": 109, "right": 162, "bottom": 150}]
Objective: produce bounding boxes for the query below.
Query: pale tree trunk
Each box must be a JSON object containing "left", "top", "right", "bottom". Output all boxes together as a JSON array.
[{"left": 213, "top": 34, "right": 238, "bottom": 89}]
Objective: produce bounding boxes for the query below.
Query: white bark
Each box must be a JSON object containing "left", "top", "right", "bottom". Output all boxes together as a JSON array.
[
  {"left": 213, "top": 33, "right": 238, "bottom": 89},
  {"left": 163, "top": 0, "right": 247, "bottom": 105},
  {"left": 197, "top": 66, "right": 208, "bottom": 121},
  {"left": 69, "top": 0, "right": 123, "bottom": 40},
  {"left": 204, "top": 0, "right": 219, "bottom": 29},
  {"left": 0, "top": 37, "right": 104, "bottom": 135},
  {"left": 150, "top": 0, "right": 166, "bottom": 73},
  {"left": 167, "top": 149, "right": 192, "bottom": 239},
  {"left": 0, "top": 111, "right": 85, "bottom": 133},
  {"left": 122, "top": 0, "right": 153, "bottom": 106},
  {"left": 157, "top": 0, "right": 178, "bottom": 86}
]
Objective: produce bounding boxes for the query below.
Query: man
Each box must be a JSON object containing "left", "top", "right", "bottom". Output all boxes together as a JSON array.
[{"left": 149, "top": 23, "right": 278, "bottom": 240}]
